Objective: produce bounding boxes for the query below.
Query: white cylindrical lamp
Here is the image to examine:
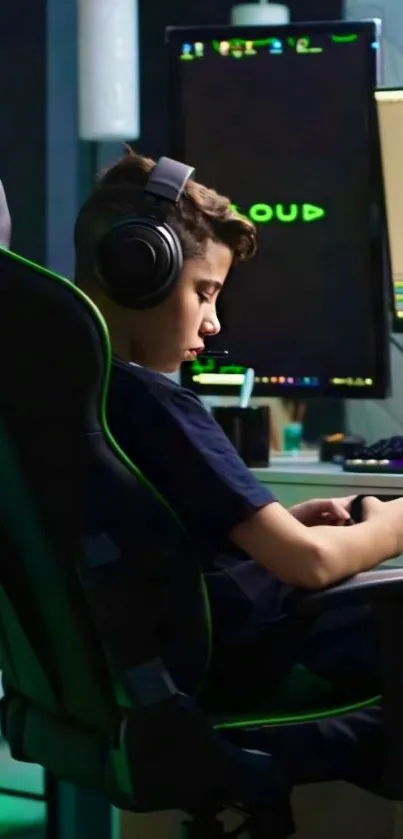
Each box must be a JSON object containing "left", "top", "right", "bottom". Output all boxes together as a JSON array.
[
  {"left": 231, "top": 0, "right": 290, "bottom": 25},
  {"left": 77, "top": 0, "right": 140, "bottom": 141}
]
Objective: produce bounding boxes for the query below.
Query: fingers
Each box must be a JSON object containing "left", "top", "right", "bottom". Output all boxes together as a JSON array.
[
  {"left": 327, "top": 500, "right": 352, "bottom": 522},
  {"left": 324, "top": 495, "right": 358, "bottom": 524},
  {"left": 343, "top": 495, "right": 359, "bottom": 507}
]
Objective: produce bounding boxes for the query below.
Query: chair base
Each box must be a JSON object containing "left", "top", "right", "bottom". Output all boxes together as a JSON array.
[
  {"left": 181, "top": 802, "right": 295, "bottom": 839},
  {"left": 181, "top": 814, "right": 225, "bottom": 838}
]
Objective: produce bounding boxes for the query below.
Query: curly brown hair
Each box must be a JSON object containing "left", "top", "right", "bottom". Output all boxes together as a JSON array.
[{"left": 74, "top": 147, "right": 257, "bottom": 288}]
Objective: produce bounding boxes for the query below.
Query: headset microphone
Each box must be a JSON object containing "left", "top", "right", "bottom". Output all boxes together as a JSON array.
[{"left": 200, "top": 350, "right": 229, "bottom": 358}]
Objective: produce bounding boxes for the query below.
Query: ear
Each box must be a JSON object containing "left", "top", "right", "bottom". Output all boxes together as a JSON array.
[{"left": 0, "top": 180, "right": 11, "bottom": 248}]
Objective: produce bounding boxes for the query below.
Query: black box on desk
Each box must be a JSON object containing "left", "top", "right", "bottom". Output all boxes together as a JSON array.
[{"left": 212, "top": 406, "right": 270, "bottom": 468}]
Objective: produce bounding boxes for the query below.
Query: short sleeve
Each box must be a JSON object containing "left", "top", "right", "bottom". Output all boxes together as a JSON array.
[{"left": 108, "top": 369, "right": 275, "bottom": 550}]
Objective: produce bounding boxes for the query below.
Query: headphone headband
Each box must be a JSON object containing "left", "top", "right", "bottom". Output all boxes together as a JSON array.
[{"left": 144, "top": 156, "right": 195, "bottom": 206}]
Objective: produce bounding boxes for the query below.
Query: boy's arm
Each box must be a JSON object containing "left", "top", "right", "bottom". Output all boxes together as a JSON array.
[{"left": 230, "top": 496, "right": 403, "bottom": 589}]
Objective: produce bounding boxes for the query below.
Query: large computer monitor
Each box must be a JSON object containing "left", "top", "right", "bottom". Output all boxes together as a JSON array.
[
  {"left": 167, "top": 21, "right": 390, "bottom": 399},
  {"left": 375, "top": 89, "right": 403, "bottom": 333}
]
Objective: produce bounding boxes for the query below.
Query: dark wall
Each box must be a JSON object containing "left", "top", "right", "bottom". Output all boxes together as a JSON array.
[
  {"left": 0, "top": 0, "right": 80, "bottom": 276},
  {"left": 0, "top": 0, "right": 47, "bottom": 264},
  {"left": 47, "top": 0, "right": 81, "bottom": 276}
]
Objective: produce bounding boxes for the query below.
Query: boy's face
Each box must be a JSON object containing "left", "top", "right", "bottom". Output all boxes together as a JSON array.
[{"left": 125, "top": 239, "right": 232, "bottom": 372}]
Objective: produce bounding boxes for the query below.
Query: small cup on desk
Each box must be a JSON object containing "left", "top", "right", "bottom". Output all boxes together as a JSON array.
[
  {"left": 212, "top": 405, "right": 270, "bottom": 467},
  {"left": 283, "top": 422, "right": 303, "bottom": 454}
]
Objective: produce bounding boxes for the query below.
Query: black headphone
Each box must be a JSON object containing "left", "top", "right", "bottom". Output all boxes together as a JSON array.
[{"left": 95, "top": 156, "right": 195, "bottom": 310}]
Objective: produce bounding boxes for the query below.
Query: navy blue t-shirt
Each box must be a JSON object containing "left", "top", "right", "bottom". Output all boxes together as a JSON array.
[{"left": 107, "top": 358, "right": 287, "bottom": 646}]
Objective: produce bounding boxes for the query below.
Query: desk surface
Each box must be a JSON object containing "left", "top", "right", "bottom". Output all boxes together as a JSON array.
[{"left": 252, "top": 454, "right": 403, "bottom": 491}]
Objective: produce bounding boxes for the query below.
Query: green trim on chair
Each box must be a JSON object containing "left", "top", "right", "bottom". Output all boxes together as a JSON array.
[{"left": 214, "top": 692, "right": 381, "bottom": 731}]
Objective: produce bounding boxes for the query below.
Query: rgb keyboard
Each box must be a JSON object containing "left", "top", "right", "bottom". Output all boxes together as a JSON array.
[
  {"left": 344, "top": 436, "right": 403, "bottom": 473},
  {"left": 344, "top": 458, "right": 403, "bottom": 473}
]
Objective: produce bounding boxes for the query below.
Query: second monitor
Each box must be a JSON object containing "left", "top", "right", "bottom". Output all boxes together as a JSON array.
[
  {"left": 376, "top": 89, "right": 403, "bottom": 332},
  {"left": 168, "top": 21, "right": 389, "bottom": 399}
]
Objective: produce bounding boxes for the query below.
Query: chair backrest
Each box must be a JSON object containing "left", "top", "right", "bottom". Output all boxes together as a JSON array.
[{"left": 0, "top": 248, "right": 211, "bottom": 739}]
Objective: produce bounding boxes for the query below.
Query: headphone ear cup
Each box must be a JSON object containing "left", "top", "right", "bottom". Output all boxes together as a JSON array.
[{"left": 96, "top": 219, "right": 183, "bottom": 309}]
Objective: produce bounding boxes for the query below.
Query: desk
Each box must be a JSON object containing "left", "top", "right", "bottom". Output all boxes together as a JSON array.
[{"left": 252, "top": 455, "right": 403, "bottom": 507}]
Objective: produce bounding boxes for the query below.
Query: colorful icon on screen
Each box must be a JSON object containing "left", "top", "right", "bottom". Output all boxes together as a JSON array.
[
  {"left": 330, "top": 33, "right": 358, "bottom": 44},
  {"left": 296, "top": 37, "right": 323, "bottom": 54},
  {"left": 219, "top": 40, "right": 230, "bottom": 56},
  {"left": 244, "top": 40, "right": 257, "bottom": 55},
  {"left": 269, "top": 38, "right": 283, "bottom": 55},
  {"left": 231, "top": 41, "right": 244, "bottom": 58},
  {"left": 180, "top": 43, "right": 194, "bottom": 60},
  {"left": 194, "top": 42, "right": 204, "bottom": 58}
]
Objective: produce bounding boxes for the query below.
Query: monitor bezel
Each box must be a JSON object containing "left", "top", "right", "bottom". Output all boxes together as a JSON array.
[
  {"left": 167, "top": 21, "right": 390, "bottom": 399},
  {"left": 377, "top": 86, "right": 403, "bottom": 335}
]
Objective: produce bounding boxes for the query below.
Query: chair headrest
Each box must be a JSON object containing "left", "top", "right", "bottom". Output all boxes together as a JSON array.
[{"left": 0, "top": 181, "right": 11, "bottom": 248}]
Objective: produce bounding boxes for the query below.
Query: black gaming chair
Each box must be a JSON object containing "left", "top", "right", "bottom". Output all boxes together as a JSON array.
[{"left": 1, "top": 248, "right": 403, "bottom": 839}]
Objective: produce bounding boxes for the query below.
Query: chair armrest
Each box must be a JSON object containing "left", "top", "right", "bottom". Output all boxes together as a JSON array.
[{"left": 286, "top": 567, "right": 403, "bottom": 617}]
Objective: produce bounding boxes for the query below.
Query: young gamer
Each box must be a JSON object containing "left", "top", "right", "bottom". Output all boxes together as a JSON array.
[{"left": 74, "top": 149, "right": 403, "bottom": 785}]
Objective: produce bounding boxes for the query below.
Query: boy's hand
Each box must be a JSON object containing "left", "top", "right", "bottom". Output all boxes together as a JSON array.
[{"left": 289, "top": 496, "right": 356, "bottom": 527}]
